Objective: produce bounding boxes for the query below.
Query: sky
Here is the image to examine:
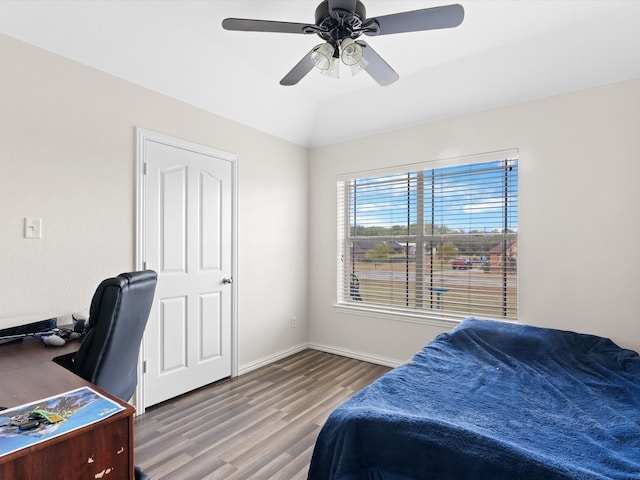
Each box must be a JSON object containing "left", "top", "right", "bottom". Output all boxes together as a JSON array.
[{"left": 349, "top": 159, "right": 518, "bottom": 233}]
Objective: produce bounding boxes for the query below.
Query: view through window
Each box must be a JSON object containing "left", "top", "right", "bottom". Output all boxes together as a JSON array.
[{"left": 337, "top": 152, "right": 518, "bottom": 321}]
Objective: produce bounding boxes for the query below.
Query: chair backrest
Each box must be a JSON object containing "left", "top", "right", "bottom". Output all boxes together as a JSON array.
[{"left": 72, "top": 270, "right": 157, "bottom": 401}]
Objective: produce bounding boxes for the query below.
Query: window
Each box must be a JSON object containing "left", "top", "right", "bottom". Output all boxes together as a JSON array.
[{"left": 337, "top": 151, "right": 518, "bottom": 322}]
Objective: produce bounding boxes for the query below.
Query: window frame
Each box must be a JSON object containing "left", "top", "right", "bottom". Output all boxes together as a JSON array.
[{"left": 336, "top": 150, "right": 519, "bottom": 326}]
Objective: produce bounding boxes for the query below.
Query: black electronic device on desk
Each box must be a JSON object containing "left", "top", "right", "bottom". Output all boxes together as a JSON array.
[
  {"left": 0, "top": 316, "right": 85, "bottom": 347},
  {"left": 0, "top": 318, "right": 57, "bottom": 345}
]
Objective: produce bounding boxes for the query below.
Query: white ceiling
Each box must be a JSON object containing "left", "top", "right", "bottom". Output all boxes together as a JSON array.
[{"left": 0, "top": 1, "right": 639, "bottom": 147}]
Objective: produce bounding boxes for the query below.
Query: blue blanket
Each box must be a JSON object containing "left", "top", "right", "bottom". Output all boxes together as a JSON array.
[{"left": 307, "top": 319, "right": 640, "bottom": 479}]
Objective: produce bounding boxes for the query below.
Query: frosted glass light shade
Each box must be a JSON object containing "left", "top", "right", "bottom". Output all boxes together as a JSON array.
[
  {"left": 340, "top": 38, "right": 364, "bottom": 66},
  {"left": 311, "top": 43, "right": 335, "bottom": 71}
]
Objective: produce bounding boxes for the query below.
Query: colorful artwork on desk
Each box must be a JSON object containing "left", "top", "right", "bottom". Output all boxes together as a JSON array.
[{"left": 0, "top": 386, "right": 125, "bottom": 457}]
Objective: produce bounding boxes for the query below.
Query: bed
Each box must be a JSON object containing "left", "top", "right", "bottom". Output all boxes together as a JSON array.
[{"left": 307, "top": 318, "right": 640, "bottom": 479}]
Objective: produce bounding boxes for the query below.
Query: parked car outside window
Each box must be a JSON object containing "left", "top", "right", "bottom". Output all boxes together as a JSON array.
[{"left": 451, "top": 258, "right": 472, "bottom": 270}]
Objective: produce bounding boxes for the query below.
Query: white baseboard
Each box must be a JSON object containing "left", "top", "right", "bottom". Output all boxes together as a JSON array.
[
  {"left": 308, "top": 343, "right": 403, "bottom": 368},
  {"left": 237, "top": 342, "right": 403, "bottom": 377},
  {"left": 238, "top": 343, "right": 309, "bottom": 375}
]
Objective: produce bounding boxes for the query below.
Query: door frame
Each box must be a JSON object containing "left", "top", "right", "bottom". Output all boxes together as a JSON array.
[{"left": 135, "top": 127, "right": 238, "bottom": 414}]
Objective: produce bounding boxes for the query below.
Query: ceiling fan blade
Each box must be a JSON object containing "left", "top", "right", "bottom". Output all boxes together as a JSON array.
[
  {"left": 363, "top": 4, "right": 464, "bottom": 36},
  {"left": 357, "top": 41, "right": 399, "bottom": 86},
  {"left": 222, "top": 18, "right": 317, "bottom": 35},
  {"left": 280, "top": 49, "right": 317, "bottom": 86},
  {"left": 327, "top": 0, "right": 358, "bottom": 20}
]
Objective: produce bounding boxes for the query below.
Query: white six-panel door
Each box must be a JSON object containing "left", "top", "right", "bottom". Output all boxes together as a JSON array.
[{"left": 138, "top": 130, "right": 235, "bottom": 408}]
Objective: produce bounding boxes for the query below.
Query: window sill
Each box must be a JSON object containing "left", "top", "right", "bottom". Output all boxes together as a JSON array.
[{"left": 333, "top": 303, "right": 464, "bottom": 329}]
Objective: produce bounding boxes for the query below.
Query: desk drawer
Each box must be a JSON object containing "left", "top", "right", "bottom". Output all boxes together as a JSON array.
[{"left": 0, "top": 414, "right": 132, "bottom": 480}]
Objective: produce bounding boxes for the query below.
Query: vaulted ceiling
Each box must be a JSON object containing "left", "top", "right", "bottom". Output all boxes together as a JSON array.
[{"left": 1, "top": 1, "right": 639, "bottom": 147}]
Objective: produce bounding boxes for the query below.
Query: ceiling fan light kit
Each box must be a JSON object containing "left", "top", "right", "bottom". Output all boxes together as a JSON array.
[
  {"left": 311, "top": 42, "right": 335, "bottom": 71},
  {"left": 340, "top": 38, "right": 364, "bottom": 66},
  {"left": 310, "top": 38, "right": 368, "bottom": 80},
  {"left": 222, "top": 0, "right": 464, "bottom": 86},
  {"left": 322, "top": 55, "right": 341, "bottom": 79}
]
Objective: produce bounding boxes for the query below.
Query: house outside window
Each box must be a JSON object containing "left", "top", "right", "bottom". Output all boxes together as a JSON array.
[{"left": 337, "top": 150, "right": 518, "bottom": 323}]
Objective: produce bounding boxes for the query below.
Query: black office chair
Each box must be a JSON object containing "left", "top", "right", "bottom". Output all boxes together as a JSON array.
[
  {"left": 64, "top": 270, "right": 157, "bottom": 480},
  {"left": 70, "top": 270, "right": 157, "bottom": 402}
]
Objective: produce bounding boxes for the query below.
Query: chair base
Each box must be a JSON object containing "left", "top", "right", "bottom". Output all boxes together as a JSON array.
[{"left": 135, "top": 466, "right": 151, "bottom": 480}]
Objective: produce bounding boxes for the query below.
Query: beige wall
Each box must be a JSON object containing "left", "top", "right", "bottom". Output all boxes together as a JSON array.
[
  {"left": 309, "top": 78, "right": 640, "bottom": 363},
  {"left": 0, "top": 34, "right": 309, "bottom": 370},
  {"left": 2, "top": 31, "right": 639, "bottom": 373}
]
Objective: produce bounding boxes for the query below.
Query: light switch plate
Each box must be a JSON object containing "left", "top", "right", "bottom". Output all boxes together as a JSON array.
[{"left": 24, "top": 217, "right": 42, "bottom": 239}]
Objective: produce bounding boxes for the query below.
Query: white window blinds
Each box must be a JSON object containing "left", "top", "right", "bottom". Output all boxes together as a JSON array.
[{"left": 338, "top": 153, "right": 518, "bottom": 322}]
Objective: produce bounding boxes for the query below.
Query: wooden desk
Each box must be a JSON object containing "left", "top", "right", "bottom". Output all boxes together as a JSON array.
[{"left": 0, "top": 337, "right": 135, "bottom": 480}]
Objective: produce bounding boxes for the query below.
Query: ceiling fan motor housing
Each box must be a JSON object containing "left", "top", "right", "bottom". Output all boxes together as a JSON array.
[{"left": 314, "top": 0, "right": 367, "bottom": 45}]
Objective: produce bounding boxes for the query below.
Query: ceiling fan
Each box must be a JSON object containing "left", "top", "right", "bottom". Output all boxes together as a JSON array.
[{"left": 222, "top": 1, "right": 464, "bottom": 86}]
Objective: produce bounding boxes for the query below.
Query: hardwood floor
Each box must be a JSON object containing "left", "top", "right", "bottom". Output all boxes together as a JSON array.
[{"left": 134, "top": 349, "right": 391, "bottom": 480}]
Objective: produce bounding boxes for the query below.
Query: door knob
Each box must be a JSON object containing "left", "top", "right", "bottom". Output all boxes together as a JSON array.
[{"left": 222, "top": 277, "right": 233, "bottom": 284}]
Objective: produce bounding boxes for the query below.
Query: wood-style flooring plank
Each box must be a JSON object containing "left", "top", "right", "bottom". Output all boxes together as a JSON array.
[{"left": 134, "top": 349, "right": 391, "bottom": 479}]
